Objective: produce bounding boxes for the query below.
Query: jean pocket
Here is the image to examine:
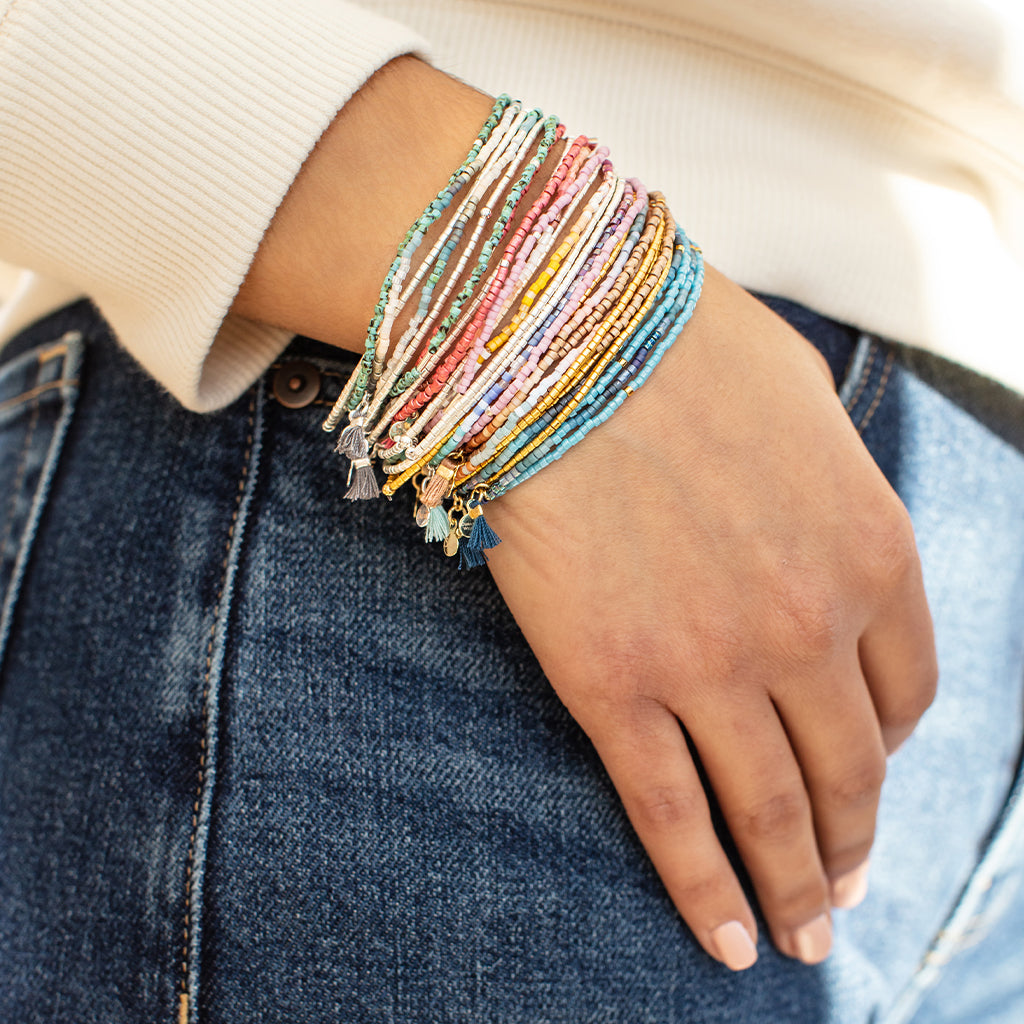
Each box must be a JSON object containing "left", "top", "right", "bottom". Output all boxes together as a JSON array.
[
  {"left": 838, "top": 333, "right": 898, "bottom": 436},
  {"left": 0, "top": 331, "right": 84, "bottom": 671}
]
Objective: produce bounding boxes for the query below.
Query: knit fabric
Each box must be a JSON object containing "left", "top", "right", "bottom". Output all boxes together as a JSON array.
[
  {"left": 0, "top": 0, "right": 429, "bottom": 410},
  {"left": 1, "top": 0, "right": 1022, "bottom": 406}
]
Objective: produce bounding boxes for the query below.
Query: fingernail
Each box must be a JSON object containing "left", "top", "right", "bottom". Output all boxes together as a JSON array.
[
  {"left": 793, "top": 913, "right": 832, "bottom": 964},
  {"left": 830, "top": 860, "right": 870, "bottom": 909},
  {"left": 882, "top": 725, "right": 912, "bottom": 754},
  {"left": 710, "top": 920, "right": 758, "bottom": 971}
]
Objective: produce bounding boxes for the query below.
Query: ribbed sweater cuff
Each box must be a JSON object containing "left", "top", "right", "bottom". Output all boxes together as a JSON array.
[{"left": 0, "top": 0, "right": 430, "bottom": 410}]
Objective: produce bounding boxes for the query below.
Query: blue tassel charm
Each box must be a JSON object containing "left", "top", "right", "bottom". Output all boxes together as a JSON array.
[
  {"left": 458, "top": 541, "right": 488, "bottom": 570},
  {"left": 458, "top": 499, "right": 501, "bottom": 569}
]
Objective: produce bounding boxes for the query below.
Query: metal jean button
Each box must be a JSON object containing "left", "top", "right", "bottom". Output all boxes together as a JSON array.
[{"left": 272, "top": 360, "right": 321, "bottom": 408}]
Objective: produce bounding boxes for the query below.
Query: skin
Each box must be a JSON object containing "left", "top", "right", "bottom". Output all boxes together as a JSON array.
[{"left": 233, "top": 55, "right": 938, "bottom": 969}]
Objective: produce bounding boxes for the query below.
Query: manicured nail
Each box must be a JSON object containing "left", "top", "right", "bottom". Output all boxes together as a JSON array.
[
  {"left": 710, "top": 921, "right": 758, "bottom": 971},
  {"left": 793, "top": 913, "right": 832, "bottom": 964},
  {"left": 830, "top": 860, "right": 870, "bottom": 909},
  {"left": 882, "top": 725, "right": 912, "bottom": 754}
]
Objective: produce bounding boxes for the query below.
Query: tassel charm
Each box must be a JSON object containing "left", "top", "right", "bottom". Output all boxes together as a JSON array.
[
  {"left": 424, "top": 505, "right": 450, "bottom": 542},
  {"left": 335, "top": 403, "right": 370, "bottom": 461},
  {"left": 344, "top": 457, "right": 380, "bottom": 500},
  {"left": 421, "top": 457, "right": 458, "bottom": 506},
  {"left": 458, "top": 498, "right": 501, "bottom": 569},
  {"left": 417, "top": 458, "right": 460, "bottom": 542},
  {"left": 336, "top": 402, "right": 380, "bottom": 499}
]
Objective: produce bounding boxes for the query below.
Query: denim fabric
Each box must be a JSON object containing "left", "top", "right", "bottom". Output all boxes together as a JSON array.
[{"left": 0, "top": 299, "right": 1021, "bottom": 1023}]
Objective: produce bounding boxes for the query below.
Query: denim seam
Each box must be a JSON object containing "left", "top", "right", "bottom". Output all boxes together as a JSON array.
[
  {"left": 179, "top": 388, "right": 263, "bottom": 1024},
  {"left": 0, "top": 400, "right": 38, "bottom": 569},
  {"left": 883, "top": 780, "right": 1024, "bottom": 1024},
  {"left": 0, "top": 332, "right": 83, "bottom": 675},
  {"left": 856, "top": 347, "right": 895, "bottom": 436},
  {"left": 0, "top": 378, "right": 81, "bottom": 416},
  {"left": 840, "top": 335, "right": 876, "bottom": 412}
]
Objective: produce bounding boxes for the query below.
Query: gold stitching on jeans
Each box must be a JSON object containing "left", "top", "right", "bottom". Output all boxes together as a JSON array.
[
  {"left": 856, "top": 349, "right": 895, "bottom": 436},
  {"left": 179, "top": 389, "right": 257, "bottom": 1024},
  {"left": 842, "top": 338, "right": 877, "bottom": 414},
  {"left": 0, "top": 379, "right": 79, "bottom": 415},
  {"left": 38, "top": 341, "right": 69, "bottom": 363}
]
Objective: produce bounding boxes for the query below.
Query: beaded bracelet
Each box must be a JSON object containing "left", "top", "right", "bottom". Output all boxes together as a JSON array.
[{"left": 322, "top": 96, "right": 703, "bottom": 566}]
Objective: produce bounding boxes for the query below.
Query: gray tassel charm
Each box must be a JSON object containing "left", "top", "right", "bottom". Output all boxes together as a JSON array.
[
  {"left": 344, "top": 456, "right": 380, "bottom": 500},
  {"left": 335, "top": 404, "right": 370, "bottom": 461}
]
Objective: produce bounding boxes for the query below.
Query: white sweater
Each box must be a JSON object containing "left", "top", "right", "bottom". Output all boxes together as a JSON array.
[{"left": 2, "top": 0, "right": 1022, "bottom": 408}]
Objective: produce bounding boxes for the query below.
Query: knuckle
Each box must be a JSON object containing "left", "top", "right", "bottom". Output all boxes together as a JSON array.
[
  {"left": 918, "top": 660, "right": 940, "bottom": 710},
  {"left": 588, "top": 625, "right": 668, "bottom": 693},
  {"left": 769, "top": 881, "right": 831, "bottom": 929},
  {"left": 670, "top": 868, "right": 735, "bottom": 910},
  {"left": 910, "top": 652, "right": 941, "bottom": 714},
  {"left": 562, "top": 629, "right": 668, "bottom": 727},
  {"left": 883, "top": 667, "right": 939, "bottom": 732},
  {"left": 883, "top": 691, "right": 932, "bottom": 733},
  {"left": 768, "top": 578, "right": 844, "bottom": 665},
  {"left": 861, "top": 502, "right": 919, "bottom": 590},
  {"left": 736, "top": 790, "right": 808, "bottom": 845},
  {"left": 631, "top": 784, "right": 704, "bottom": 834},
  {"left": 825, "top": 840, "right": 874, "bottom": 878},
  {"left": 686, "top": 614, "right": 742, "bottom": 674},
  {"left": 909, "top": 682, "right": 937, "bottom": 721},
  {"left": 824, "top": 758, "right": 886, "bottom": 810}
]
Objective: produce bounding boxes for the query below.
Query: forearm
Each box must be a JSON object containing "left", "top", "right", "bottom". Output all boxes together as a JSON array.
[{"left": 232, "top": 56, "right": 497, "bottom": 354}]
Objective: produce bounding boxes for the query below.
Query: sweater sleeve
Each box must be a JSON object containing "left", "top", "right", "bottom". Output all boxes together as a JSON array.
[{"left": 0, "top": 0, "right": 430, "bottom": 411}]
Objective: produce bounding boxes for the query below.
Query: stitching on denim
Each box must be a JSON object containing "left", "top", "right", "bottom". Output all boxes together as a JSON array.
[
  {"left": 843, "top": 337, "right": 877, "bottom": 414},
  {"left": 0, "top": 336, "right": 82, "bottom": 679},
  {"left": 179, "top": 391, "right": 257, "bottom": 1023},
  {"left": 857, "top": 348, "right": 895, "bottom": 436},
  {"left": 0, "top": 399, "right": 40, "bottom": 572},
  {"left": 882, "top": 753, "right": 1024, "bottom": 1024},
  {"left": 0, "top": 378, "right": 80, "bottom": 416}
]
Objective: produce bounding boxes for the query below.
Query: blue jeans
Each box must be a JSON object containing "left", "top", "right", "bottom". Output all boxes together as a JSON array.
[{"left": 1, "top": 299, "right": 1022, "bottom": 1023}]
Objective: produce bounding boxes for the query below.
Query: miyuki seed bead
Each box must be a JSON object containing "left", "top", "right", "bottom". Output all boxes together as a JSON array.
[{"left": 326, "top": 96, "right": 704, "bottom": 534}]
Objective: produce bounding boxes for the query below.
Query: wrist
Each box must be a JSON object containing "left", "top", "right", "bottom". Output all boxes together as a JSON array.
[{"left": 232, "top": 56, "right": 496, "bottom": 352}]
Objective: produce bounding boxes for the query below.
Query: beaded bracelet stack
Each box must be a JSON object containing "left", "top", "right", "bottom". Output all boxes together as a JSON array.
[{"left": 322, "top": 95, "right": 704, "bottom": 567}]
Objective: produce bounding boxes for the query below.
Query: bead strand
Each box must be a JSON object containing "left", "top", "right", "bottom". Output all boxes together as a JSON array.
[{"left": 323, "top": 97, "right": 704, "bottom": 566}]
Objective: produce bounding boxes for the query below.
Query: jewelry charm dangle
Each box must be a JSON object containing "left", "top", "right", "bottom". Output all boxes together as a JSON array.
[
  {"left": 416, "top": 458, "right": 459, "bottom": 542},
  {"left": 336, "top": 399, "right": 370, "bottom": 460},
  {"left": 443, "top": 509, "right": 462, "bottom": 557},
  {"left": 337, "top": 400, "right": 381, "bottom": 499},
  {"left": 321, "top": 95, "right": 703, "bottom": 567},
  {"left": 344, "top": 456, "right": 380, "bottom": 500},
  {"left": 458, "top": 494, "right": 501, "bottom": 569}
]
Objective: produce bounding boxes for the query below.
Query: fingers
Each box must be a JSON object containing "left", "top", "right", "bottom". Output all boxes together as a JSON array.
[
  {"left": 686, "top": 693, "right": 836, "bottom": 964},
  {"left": 855, "top": 502, "right": 938, "bottom": 753},
  {"left": 583, "top": 699, "right": 760, "bottom": 971},
  {"left": 859, "top": 590, "right": 938, "bottom": 754},
  {"left": 570, "top": 643, "right": 894, "bottom": 971},
  {"left": 772, "top": 653, "right": 887, "bottom": 909}
]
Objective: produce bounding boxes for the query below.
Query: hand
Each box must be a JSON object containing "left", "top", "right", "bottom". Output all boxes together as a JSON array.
[
  {"left": 484, "top": 265, "right": 938, "bottom": 969},
  {"left": 231, "top": 56, "right": 937, "bottom": 971}
]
